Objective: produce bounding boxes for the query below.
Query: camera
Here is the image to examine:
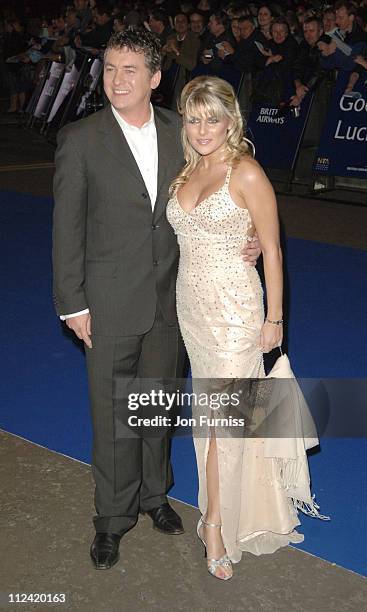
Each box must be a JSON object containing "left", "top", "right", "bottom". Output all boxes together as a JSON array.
[{"left": 277, "top": 99, "right": 301, "bottom": 118}]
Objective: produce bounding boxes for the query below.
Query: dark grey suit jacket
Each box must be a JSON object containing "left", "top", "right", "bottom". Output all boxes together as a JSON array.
[{"left": 52, "top": 105, "right": 184, "bottom": 336}]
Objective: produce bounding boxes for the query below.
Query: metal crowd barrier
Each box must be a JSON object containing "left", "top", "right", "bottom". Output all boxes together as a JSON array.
[
  {"left": 22, "top": 59, "right": 366, "bottom": 203},
  {"left": 24, "top": 50, "right": 104, "bottom": 137}
]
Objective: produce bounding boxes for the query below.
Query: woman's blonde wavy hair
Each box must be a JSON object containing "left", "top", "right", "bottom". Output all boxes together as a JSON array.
[{"left": 169, "top": 76, "right": 254, "bottom": 197}]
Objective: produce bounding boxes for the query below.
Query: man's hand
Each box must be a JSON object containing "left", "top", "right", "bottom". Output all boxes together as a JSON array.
[
  {"left": 169, "top": 39, "right": 180, "bottom": 55},
  {"left": 241, "top": 235, "right": 261, "bottom": 266},
  {"left": 218, "top": 41, "right": 234, "bottom": 58},
  {"left": 266, "top": 54, "right": 282, "bottom": 65},
  {"left": 296, "top": 84, "right": 309, "bottom": 98},
  {"left": 317, "top": 41, "right": 336, "bottom": 56},
  {"left": 66, "top": 313, "right": 92, "bottom": 348},
  {"left": 259, "top": 47, "right": 272, "bottom": 57},
  {"left": 354, "top": 54, "right": 367, "bottom": 69},
  {"left": 289, "top": 94, "right": 302, "bottom": 106},
  {"left": 163, "top": 39, "right": 177, "bottom": 54}
]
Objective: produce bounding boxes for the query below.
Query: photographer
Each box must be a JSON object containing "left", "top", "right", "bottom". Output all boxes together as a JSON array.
[
  {"left": 3, "top": 18, "right": 31, "bottom": 113},
  {"left": 290, "top": 17, "right": 326, "bottom": 108},
  {"left": 198, "top": 11, "right": 237, "bottom": 75},
  {"left": 251, "top": 17, "right": 299, "bottom": 105},
  {"left": 317, "top": 1, "right": 367, "bottom": 71},
  {"left": 218, "top": 16, "right": 269, "bottom": 75},
  {"left": 344, "top": 51, "right": 367, "bottom": 96},
  {"left": 75, "top": 0, "right": 113, "bottom": 53},
  {"left": 74, "top": 0, "right": 93, "bottom": 34},
  {"left": 148, "top": 9, "right": 173, "bottom": 47},
  {"left": 162, "top": 13, "right": 200, "bottom": 72}
]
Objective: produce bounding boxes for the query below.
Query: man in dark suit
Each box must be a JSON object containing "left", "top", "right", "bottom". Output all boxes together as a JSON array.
[
  {"left": 53, "top": 28, "right": 186, "bottom": 570},
  {"left": 53, "top": 26, "right": 260, "bottom": 571}
]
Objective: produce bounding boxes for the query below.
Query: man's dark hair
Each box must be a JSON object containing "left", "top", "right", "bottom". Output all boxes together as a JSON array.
[
  {"left": 334, "top": 1, "right": 357, "bottom": 16},
  {"left": 124, "top": 10, "right": 142, "bottom": 27},
  {"left": 189, "top": 10, "right": 207, "bottom": 22},
  {"left": 357, "top": 7, "right": 367, "bottom": 29},
  {"left": 303, "top": 16, "right": 323, "bottom": 29},
  {"left": 149, "top": 8, "right": 169, "bottom": 27},
  {"left": 105, "top": 27, "right": 162, "bottom": 74},
  {"left": 174, "top": 12, "right": 188, "bottom": 22},
  {"left": 113, "top": 12, "right": 125, "bottom": 25},
  {"left": 95, "top": 0, "right": 112, "bottom": 17},
  {"left": 238, "top": 15, "right": 255, "bottom": 26},
  {"left": 211, "top": 11, "right": 229, "bottom": 29},
  {"left": 271, "top": 16, "right": 290, "bottom": 33}
]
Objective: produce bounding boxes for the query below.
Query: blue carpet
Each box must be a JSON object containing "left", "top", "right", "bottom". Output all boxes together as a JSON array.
[{"left": 1, "top": 190, "right": 366, "bottom": 576}]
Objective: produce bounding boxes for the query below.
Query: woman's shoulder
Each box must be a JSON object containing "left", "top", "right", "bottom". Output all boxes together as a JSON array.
[{"left": 232, "top": 155, "right": 265, "bottom": 184}]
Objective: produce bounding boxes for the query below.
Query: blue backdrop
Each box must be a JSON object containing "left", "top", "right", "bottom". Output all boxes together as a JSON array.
[
  {"left": 314, "top": 71, "right": 367, "bottom": 178},
  {"left": 247, "top": 93, "right": 313, "bottom": 170}
]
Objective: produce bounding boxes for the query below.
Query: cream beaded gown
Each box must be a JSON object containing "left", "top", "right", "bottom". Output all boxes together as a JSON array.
[{"left": 166, "top": 165, "right": 306, "bottom": 563}]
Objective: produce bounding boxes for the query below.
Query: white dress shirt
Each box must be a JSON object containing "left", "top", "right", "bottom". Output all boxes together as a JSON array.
[
  {"left": 111, "top": 103, "right": 158, "bottom": 208},
  {"left": 60, "top": 104, "right": 158, "bottom": 320}
]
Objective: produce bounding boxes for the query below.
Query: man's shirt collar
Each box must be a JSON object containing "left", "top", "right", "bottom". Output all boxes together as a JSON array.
[{"left": 111, "top": 103, "right": 155, "bottom": 132}]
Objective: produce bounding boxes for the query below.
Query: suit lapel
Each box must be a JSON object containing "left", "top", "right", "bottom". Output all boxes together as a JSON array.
[
  {"left": 98, "top": 105, "right": 179, "bottom": 217},
  {"left": 99, "top": 105, "right": 145, "bottom": 187}
]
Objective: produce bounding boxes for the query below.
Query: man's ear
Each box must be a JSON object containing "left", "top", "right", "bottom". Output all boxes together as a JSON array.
[{"left": 151, "top": 70, "right": 161, "bottom": 90}]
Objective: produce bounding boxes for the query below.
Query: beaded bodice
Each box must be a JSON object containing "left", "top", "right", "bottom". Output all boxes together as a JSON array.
[{"left": 166, "top": 166, "right": 253, "bottom": 280}]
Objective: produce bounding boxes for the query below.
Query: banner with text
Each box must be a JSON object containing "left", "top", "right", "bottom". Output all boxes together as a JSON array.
[
  {"left": 34, "top": 62, "right": 65, "bottom": 120},
  {"left": 247, "top": 93, "right": 313, "bottom": 170},
  {"left": 314, "top": 72, "right": 367, "bottom": 178}
]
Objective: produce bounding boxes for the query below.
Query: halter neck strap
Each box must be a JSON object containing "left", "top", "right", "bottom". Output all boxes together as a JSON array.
[{"left": 224, "top": 165, "right": 232, "bottom": 187}]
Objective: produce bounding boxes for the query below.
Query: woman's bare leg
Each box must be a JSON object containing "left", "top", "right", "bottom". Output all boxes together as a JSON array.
[{"left": 202, "top": 435, "right": 232, "bottom": 579}]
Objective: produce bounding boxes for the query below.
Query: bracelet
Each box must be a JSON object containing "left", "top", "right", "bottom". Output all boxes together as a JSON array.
[{"left": 265, "top": 317, "right": 283, "bottom": 325}]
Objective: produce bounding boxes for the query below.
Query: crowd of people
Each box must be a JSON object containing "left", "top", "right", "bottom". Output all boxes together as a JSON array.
[{"left": 1, "top": 0, "right": 367, "bottom": 115}]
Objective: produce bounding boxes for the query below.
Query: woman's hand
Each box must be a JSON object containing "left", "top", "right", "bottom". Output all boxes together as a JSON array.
[{"left": 260, "top": 320, "right": 283, "bottom": 353}]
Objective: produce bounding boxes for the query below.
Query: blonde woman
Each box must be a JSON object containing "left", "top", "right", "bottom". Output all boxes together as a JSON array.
[{"left": 166, "top": 76, "right": 304, "bottom": 580}]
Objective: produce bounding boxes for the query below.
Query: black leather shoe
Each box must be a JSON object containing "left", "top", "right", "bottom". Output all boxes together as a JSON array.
[
  {"left": 145, "top": 503, "right": 184, "bottom": 535},
  {"left": 90, "top": 533, "right": 121, "bottom": 570}
]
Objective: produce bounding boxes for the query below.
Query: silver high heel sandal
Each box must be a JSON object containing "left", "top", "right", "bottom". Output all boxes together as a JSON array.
[{"left": 197, "top": 516, "right": 233, "bottom": 581}]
